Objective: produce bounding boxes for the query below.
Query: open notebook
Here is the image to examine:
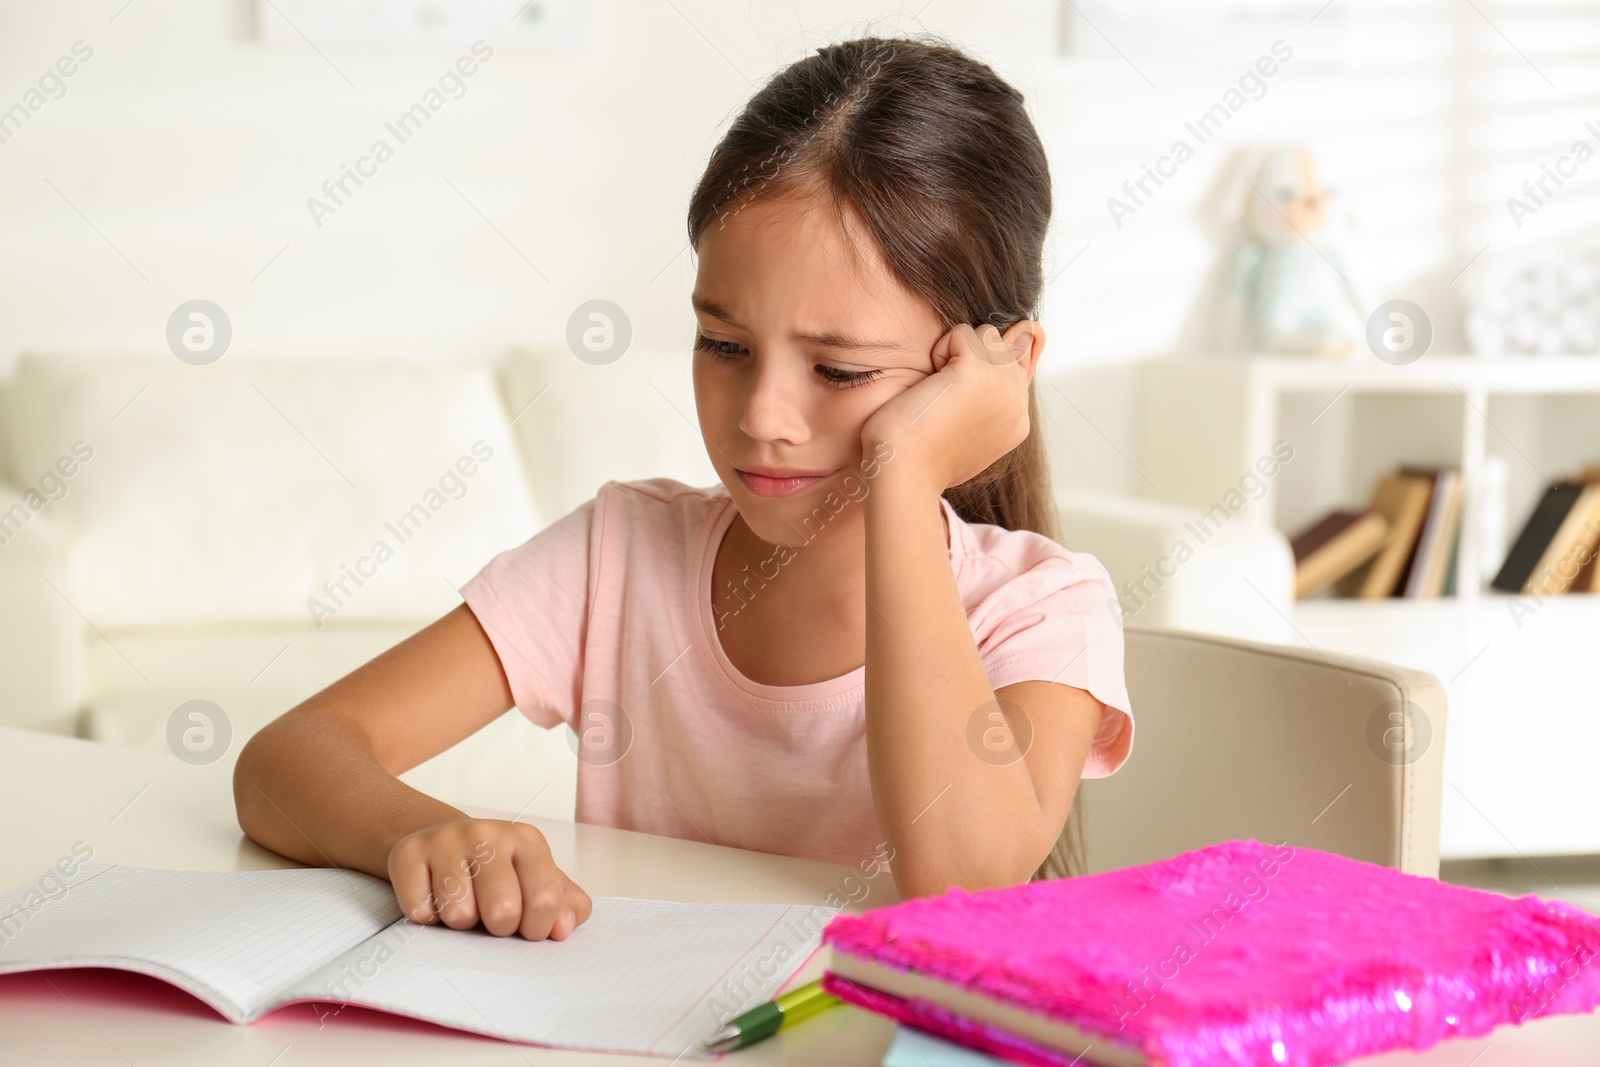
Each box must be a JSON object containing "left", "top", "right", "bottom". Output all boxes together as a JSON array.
[{"left": 0, "top": 861, "right": 836, "bottom": 1059}]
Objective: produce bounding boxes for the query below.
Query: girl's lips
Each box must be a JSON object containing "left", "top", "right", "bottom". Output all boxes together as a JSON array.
[{"left": 736, "top": 468, "right": 836, "bottom": 498}]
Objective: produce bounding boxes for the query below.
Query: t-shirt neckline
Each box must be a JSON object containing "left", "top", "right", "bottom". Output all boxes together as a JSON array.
[{"left": 693, "top": 488, "right": 962, "bottom": 705}]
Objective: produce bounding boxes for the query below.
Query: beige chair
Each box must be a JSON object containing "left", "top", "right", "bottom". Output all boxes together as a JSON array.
[{"left": 1056, "top": 626, "right": 1447, "bottom": 881}]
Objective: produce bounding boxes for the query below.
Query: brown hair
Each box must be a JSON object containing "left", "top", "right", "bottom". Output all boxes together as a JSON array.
[{"left": 686, "top": 34, "right": 1083, "bottom": 883}]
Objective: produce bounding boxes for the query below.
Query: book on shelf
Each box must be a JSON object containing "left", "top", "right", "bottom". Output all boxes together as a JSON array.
[
  {"left": 1574, "top": 529, "right": 1600, "bottom": 593},
  {"left": 1289, "top": 510, "right": 1389, "bottom": 599},
  {"left": 1441, "top": 518, "right": 1463, "bottom": 597},
  {"left": 1571, "top": 465, "right": 1600, "bottom": 593},
  {"left": 1534, "top": 483, "right": 1600, "bottom": 596},
  {"left": 1491, "top": 480, "right": 1600, "bottom": 596},
  {"left": 1574, "top": 463, "right": 1600, "bottom": 591},
  {"left": 1288, "top": 459, "right": 1600, "bottom": 600},
  {"left": 1398, "top": 465, "right": 1463, "bottom": 599},
  {"left": 1334, "top": 471, "right": 1435, "bottom": 599}
]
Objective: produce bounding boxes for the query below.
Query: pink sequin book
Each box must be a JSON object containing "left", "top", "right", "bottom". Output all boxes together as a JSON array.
[{"left": 820, "top": 838, "right": 1600, "bottom": 1067}]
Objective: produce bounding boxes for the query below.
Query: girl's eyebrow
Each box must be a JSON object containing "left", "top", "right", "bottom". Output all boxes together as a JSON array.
[{"left": 691, "top": 294, "right": 907, "bottom": 352}]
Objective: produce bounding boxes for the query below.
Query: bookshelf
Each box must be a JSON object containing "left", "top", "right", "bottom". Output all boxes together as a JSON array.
[
  {"left": 1140, "top": 354, "right": 1600, "bottom": 603},
  {"left": 1139, "top": 354, "right": 1600, "bottom": 859}
]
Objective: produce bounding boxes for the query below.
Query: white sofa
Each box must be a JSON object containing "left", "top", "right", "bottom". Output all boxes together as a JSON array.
[
  {"left": 1053, "top": 488, "right": 1295, "bottom": 643},
  {"left": 0, "top": 350, "right": 1297, "bottom": 819}
]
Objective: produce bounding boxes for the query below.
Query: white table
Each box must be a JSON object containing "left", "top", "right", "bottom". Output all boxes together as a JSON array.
[
  {"left": 2, "top": 725, "right": 1597, "bottom": 1065},
  {"left": 0, "top": 725, "right": 899, "bottom": 1064}
]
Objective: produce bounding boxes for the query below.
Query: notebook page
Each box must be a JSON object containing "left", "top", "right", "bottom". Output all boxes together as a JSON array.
[
  {"left": 0, "top": 862, "right": 399, "bottom": 1021},
  {"left": 285, "top": 896, "right": 838, "bottom": 1058}
]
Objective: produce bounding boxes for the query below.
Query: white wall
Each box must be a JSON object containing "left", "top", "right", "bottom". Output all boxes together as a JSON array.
[{"left": 2, "top": 0, "right": 1596, "bottom": 500}]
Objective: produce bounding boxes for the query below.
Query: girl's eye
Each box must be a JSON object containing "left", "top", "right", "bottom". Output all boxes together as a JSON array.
[
  {"left": 694, "top": 334, "right": 884, "bottom": 389},
  {"left": 812, "top": 364, "right": 889, "bottom": 390},
  {"left": 694, "top": 334, "right": 744, "bottom": 360}
]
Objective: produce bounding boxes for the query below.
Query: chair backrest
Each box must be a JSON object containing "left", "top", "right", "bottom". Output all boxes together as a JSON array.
[{"left": 1078, "top": 625, "right": 1446, "bottom": 879}]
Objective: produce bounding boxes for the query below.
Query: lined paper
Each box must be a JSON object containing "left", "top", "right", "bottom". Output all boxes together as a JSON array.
[
  {"left": 0, "top": 862, "right": 398, "bottom": 1020},
  {"left": 0, "top": 861, "right": 836, "bottom": 1057},
  {"left": 288, "top": 895, "right": 837, "bottom": 1057}
]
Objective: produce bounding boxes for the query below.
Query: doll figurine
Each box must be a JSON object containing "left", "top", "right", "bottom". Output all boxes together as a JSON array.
[{"left": 1220, "top": 144, "right": 1365, "bottom": 359}]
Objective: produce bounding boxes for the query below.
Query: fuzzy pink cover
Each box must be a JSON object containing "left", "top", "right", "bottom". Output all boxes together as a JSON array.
[{"left": 820, "top": 839, "right": 1600, "bottom": 1067}]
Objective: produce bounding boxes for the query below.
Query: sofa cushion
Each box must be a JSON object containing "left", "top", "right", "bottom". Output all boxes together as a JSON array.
[
  {"left": 79, "top": 624, "right": 578, "bottom": 820},
  {"left": 2, "top": 354, "right": 540, "bottom": 628}
]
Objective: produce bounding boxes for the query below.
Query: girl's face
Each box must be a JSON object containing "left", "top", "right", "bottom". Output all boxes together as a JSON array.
[{"left": 690, "top": 187, "right": 946, "bottom": 547}]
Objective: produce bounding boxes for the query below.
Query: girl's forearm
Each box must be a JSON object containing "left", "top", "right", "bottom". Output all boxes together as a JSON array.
[
  {"left": 862, "top": 465, "right": 1050, "bottom": 898},
  {"left": 233, "top": 709, "right": 468, "bottom": 878}
]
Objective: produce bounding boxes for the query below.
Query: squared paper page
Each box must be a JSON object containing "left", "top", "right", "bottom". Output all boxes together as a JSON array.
[
  {"left": 286, "top": 896, "right": 838, "bottom": 1059},
  {"left": 0, "top": 862, "right": 399, "bottom": 1021}
]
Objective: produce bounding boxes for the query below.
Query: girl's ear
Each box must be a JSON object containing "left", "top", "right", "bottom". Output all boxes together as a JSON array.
[{"left": 1002, "top": 320, "right": 1045, "bottom": 382}]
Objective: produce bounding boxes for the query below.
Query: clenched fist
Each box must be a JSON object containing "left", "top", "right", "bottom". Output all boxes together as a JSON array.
[{"left": 387, "top": 818, "right": 593, "bottom": 941}]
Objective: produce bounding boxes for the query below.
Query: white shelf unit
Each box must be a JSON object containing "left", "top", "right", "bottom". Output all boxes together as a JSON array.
[{"left": 1139, "top": 354, "right": 1600, "bottom": 860}]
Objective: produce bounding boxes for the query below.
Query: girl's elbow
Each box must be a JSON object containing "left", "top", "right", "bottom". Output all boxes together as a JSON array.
[
  {"left": 231, "top": 735, "right": 263, "bottom": 833},
  {"left": 891, "top": 856, "right": 1032, "bottom": 900},
  {"left": 231, "top": 727, "right": 283, "bottom": 838}
]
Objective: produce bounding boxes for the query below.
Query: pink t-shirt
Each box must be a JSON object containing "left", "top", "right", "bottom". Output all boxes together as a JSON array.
[{"left": 460, "top": 478, "right": 1134, "bottom": 868}]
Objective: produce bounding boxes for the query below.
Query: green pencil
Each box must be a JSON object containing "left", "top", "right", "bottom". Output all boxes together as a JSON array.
[{"left": 701, "top": 977, "right": 843, "bottom": 1052}]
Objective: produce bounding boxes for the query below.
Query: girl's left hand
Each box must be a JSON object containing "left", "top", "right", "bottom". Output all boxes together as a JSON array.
[{"left": 861, "top": 320, "right": 1040, "bottom": 494}]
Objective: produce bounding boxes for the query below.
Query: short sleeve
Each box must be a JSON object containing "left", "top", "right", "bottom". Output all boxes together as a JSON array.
[
  {"left": 971, "top": 550, "right": 1134, "bottom": 779},
  {"left": 460, "top": 494, "right": 596, "bottom": 731}
]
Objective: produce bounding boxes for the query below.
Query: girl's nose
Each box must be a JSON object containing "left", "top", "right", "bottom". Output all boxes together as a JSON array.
[{"left": 737, "top": 358, "right": 808, "bottom": 446}]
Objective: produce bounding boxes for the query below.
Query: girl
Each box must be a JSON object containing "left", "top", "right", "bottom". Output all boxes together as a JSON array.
[{"left": 234, "top": 33, "right": 1134, "bottom": 943}]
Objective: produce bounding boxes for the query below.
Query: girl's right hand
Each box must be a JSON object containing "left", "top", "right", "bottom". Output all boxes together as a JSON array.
[{"left": 386, "top": 818, "right": 593, "bottom": 941}]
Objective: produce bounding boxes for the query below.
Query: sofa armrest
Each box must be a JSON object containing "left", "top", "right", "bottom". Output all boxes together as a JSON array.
[
  {"left": 1056, "top": 489, "right": 1296, "bottom": 645},
  {"left": 0, "top": 484, "right": 85, "bottom": 734}
]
